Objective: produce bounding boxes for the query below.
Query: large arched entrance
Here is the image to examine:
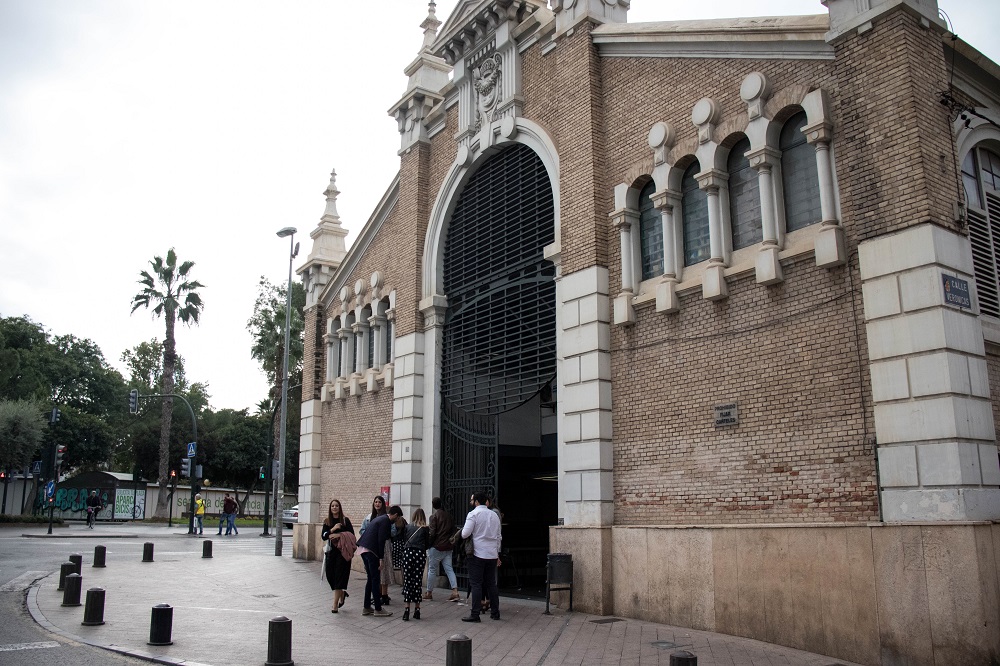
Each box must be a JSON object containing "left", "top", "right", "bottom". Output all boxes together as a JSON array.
[{"left": 440, "top": 142, "right": 558, "bottom": 592}]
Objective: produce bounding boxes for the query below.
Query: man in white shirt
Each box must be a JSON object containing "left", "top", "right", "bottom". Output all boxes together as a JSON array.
[{"left": 460, "top": 492, "right": 501, "bottom": 622}]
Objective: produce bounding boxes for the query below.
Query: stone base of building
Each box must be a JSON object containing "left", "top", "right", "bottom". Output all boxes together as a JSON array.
[
  {"left": 551, "top": 523, "right": 1000, "bottom": 665},
  {"left": 291, "top": 522, "right": 324, "bottom": 561}
]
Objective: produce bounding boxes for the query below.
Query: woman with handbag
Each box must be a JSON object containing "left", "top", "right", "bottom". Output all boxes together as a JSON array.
[
  {"left": 321, "top": 498, "right": 355, "bottom": 613},
  {"left": 399, "top": 508, "right": 430, "bottom": 621}
]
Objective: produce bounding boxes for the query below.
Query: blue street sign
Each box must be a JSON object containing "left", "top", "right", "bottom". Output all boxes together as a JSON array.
[
  {"left": 45, "top": 480, "right": 55, "bottom": 498},
  {"left": 31, "top": 460, "right": 41, "bottom": 475},
  {"left": 187, "top": 442, "right": 197, "bottom": 458}
]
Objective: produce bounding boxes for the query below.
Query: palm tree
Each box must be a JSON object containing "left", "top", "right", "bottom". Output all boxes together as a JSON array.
[
  {"left": 248, "top": 277, "right": 303, "bottom": 490},
  {"left": 131, "top": 249, "right": 204, "bottom": 517}
]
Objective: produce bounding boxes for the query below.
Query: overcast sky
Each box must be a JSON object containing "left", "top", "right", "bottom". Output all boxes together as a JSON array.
[{"left": 1, "top": 0, "right": 997, "bottom": 412}]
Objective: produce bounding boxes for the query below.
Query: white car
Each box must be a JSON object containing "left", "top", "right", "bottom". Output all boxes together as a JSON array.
[{"left": 282, "top": 504, "right": 298, "bottom": 529}]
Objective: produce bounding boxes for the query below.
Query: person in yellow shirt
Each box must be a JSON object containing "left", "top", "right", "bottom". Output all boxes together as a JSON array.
[{"left": 194, "top": 493, "right": 205, "bottom": 535}]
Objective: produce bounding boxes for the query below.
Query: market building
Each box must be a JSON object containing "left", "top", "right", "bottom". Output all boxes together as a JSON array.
[{"left": 292, "top": 1, "right": 1000, "bottom": 663}]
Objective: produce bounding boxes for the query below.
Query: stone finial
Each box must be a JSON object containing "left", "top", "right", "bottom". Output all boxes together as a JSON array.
[
  {"left": 322, "top": 169, "right": 341, "bottom": 222},
  {"left": 421, "top": 1, "right": 442, "bottom": 52}
]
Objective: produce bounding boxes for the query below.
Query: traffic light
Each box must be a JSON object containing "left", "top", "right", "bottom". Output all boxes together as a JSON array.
[
  {"left": 128, "top": 389, "right": 139, "bottom": 414},
  {"left": 259, "top": 466, "right": 265, "bottom": 480},
  {"left": 180, "top": 457, "right": 191, "bottom": 478},
  {"left": 50, "top": 408, "right": 61, "bottom": 424},
  {"left": 170, "top": 470, "right": 177, "bottom": 480},
  {"left": 55, "top": 445, "right": 67, "bottom": 469}
]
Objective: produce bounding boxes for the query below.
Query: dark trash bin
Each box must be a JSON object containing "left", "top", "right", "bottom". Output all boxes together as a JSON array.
[{"left": 544, "top": 552, "right": 573, "bottom": 614}]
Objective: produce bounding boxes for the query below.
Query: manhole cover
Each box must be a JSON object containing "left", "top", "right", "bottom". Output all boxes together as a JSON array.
[
  {"left": 253, "top": 594, "right": 278, "bottom": 599},
  {"left": 590, "top": 618, "right": 624, "bottom": 624},
  {"left": 651, "top": 641, "right": 687, "bottom": 650}
]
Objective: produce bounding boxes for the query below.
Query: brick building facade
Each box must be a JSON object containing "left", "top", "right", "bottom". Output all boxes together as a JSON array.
[{"left": 293, "top": 1, "right": 1000, "bottom": 663}]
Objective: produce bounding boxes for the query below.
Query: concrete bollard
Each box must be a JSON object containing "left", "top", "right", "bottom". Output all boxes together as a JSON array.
[
  {"left": 62, "top": 573, "right": 82, "bottom": 607},
  {"left": 202, "top": 540, "right": 213, "bottom": 558},
  {"left": 142, "top": 542, "right": 154, "bottom": 562},
  {"left": 69, "top": 553, "right": 83, "bottom": 575},
  {"left": 265, "top": 616, "right": 293, "bottom": 666},
  {"left": 93, "top": 545, "right": 106, "bottom": 568},
  {"left": 670, "top": 650, "right": 697, "bottom": 666},
  {"left": 82, "top": 588, "right": 106, "bottom": 626},
  {"left": 58, "top": 562, "right": 74, "bottom": 591},
  {"left": 446, "top": 634, "right": 472, "bottom": 666},
  {"left": 148, "top": 604, "right": 173, "bottom": 646}
]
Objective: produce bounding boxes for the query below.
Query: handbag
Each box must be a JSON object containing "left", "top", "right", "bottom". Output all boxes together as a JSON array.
[{"left": 448, "top": 527, "right": 462, "bottom": 545}]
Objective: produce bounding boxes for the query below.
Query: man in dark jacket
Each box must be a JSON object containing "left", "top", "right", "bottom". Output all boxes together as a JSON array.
[
  {"left": 424, "top": 497, "right": 459, "bottom": 601},
  {"left": 356, "top": 504, "right": 403, "bottom": 617}
]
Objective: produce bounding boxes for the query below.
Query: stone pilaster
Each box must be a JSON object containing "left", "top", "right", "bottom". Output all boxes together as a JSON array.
[{"left": 861, "top": 223, "right": 1000, "bottom": 520}]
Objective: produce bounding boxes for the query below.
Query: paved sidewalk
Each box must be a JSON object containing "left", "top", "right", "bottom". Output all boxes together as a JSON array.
[{"left": 25, "top": 526, "right": 861, "bottom": 666}]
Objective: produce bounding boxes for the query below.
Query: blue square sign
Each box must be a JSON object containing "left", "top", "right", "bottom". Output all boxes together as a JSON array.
[{"left": 187, "top": 442, "right": 197, "bottom": 458}]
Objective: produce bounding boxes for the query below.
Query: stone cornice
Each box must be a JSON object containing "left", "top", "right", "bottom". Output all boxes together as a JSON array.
[
  {"left": 432, "top": 0, "right": 548, "bottom": 64},
  {"left": 592, "top": 15, "right": 834, "bottom": 60}
]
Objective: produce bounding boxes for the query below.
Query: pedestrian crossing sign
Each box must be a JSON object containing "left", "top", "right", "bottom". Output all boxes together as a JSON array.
[{"left": 187, "top": 442, "right": 197, "bottom": 458}]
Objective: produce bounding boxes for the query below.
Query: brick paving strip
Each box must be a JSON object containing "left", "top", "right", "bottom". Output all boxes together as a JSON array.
[{"left": 26, "top": 537, "right": 862, "bottom": 666}]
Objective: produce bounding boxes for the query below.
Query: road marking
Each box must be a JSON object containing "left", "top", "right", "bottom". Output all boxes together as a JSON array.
[
  {"left": 0, "top": 571, "right": 47, "bottom": 592},
  {"left": 0, "top": 641, "right": 60, "bottom": 652}
]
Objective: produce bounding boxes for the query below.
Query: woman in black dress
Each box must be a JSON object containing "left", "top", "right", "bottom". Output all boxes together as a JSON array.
[
  {"left": 322, "top": 498, "right": 355, "bottom": 613},
  {"left": 400, "top": 508, "right": 429, "bottom": 621}
]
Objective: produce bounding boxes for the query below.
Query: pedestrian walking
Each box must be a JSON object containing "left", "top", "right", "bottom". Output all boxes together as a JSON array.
[
  {"left": 86, "top": 491, "right": 103, "bottom": 529},
  {"left": 220, "top": 493, "right": 238, "bottom": 535},
  {"left": 460, "top": 492, "right": 501, "bottom": 622},
  {"left": 400, "top": 508, "right": 429, "bottom": 621},
  {"left": 360, "top": 495, "right": 393, "bottom": 606},
  {"left": 194, "top": 494, "right": 205, "bottom": 535},
  {"left": 424, "top": 496, "right": 460, "bottom": 602},
  {"left": 321, "top": 498, "right": 356, "bottom": 613},
  {"left": 356, "top": 504, "right": 402, "bottom": 618}
]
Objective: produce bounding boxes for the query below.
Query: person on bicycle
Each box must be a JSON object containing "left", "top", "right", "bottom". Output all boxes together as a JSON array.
[{"left": 86, "top": 491, "right": 103, "bottom": 529}]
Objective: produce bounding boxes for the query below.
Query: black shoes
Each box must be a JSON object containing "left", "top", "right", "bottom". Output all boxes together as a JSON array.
[
  {"left": 491, "top": 614, "right": 500, "bottom": 620},
  {"left": 413, "top": 608, "right": 420, "bottom": 620},
  {"left": 461, "top": 615, "right": 481, "bottom": 623},
  {"left": 402, "top": 608, "right": 410, "bottom": 621},
  {"left": 381, "top": 594, "right": 391, "bottom": 605}
]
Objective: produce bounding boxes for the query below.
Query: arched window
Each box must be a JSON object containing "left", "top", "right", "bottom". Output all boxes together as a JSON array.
[
  {"left": 780, "top": 111, "right": 821, "bottom": 232},
  {"left": 965, "top": 145, "right": 1000, "bottom": 318},
  {"left": 728, "top": 136, "right": 762, "bottom": 250},
  {"left": 682, "top": 160, "right": 710, "bottom": 266},
  {"left": 638, "top": 180, "right": 663, "bottom": 280},
  {"left": 327, "top": 317, "right": 341, "bottom": 382}
]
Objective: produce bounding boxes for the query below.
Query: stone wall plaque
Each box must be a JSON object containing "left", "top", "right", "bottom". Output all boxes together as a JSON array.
[
  {"left": 714, "top": 402, "right": 739, "bottom": 427},
  {"left": 942, "top": 275, "right": 971, "bottom": 309}
]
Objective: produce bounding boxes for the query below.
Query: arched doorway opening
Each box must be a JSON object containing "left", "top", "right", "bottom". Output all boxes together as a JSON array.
[{"left": 440, "top": 142, "right": 558, "bottom": 593}]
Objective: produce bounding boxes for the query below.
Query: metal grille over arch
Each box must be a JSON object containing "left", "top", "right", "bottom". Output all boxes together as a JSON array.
[{"left": 440, "top": 142, "right": 557, "bottom": 529}]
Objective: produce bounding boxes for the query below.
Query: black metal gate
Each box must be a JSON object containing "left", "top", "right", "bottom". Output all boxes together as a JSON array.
[{"left": 440, "top": 142, "right": 556, "bottom": 586}]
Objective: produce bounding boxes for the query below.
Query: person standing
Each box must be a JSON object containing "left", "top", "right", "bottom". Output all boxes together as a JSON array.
[
  {"left": 223, "top": 493, "right": 239, "bottom": 535},
  {"left": 460, "top": 492, "right": 501, "bottom": 622},
  {"left": 356, "top": 504, "right": 402, "bottom": 617},
  {"left": 400, "top": 508, "right": 429, "bottom": 620},
  {"left": 321, "top": 498, "right": 355, "bottom": 613},
  {"left": 194, "top": 494, "right": 205, "bottom": 535},
  {"left": 424, "top": 497, "right": 460, "bottom": 602},
  {"left": 360, "top": 495, "right": 393, "bottom": 606},
  {"left": 86, "top": 491, "right": 102, "bottom": 529}
]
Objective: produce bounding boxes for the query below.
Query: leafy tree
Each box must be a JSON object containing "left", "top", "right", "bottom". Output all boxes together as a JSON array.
[
  {"left": 130, "top": 249, "right": 205, "bottom": 517},
  {"left": 202, "top": 408, "right": 270, "bottom": 513},
  {"left": 248, "top": 277, "right": 304, "bottom": 491},
  {"left": 0, "top": 316, "right": 54, "bottom": 401},
  {"left": 120, "top": 339, "right": 188, "bottom": 393},
  {"left": 0, "top": 399, "right": 45, "bottom": 472}
]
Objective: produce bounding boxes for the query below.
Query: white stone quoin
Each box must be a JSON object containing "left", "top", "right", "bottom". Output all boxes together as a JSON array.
[{"left": 860, "top": 223, "right": 1000, "bottom": 521}]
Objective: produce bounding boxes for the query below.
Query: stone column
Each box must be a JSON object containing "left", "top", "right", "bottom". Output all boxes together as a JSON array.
[
  {"left": 748, "top": 148, "right": 783, "bottom": 285},
  {"left": 804, "top": 116, "right": 846, "bottom": 268},
  {"left": 696, "top": 169, "right": 729, "bottom": 300},
  {"left": 651, "top": 189, "right": 681, "bottom": 312},
  {"left": 611, "top": 208, "right": 637, "bottom": 325},
  {"left": 861, "top": 223, "right": 1000, "bottom": 521},
  {"left": 294, "top": 398, "right": 323, "bottom": 560}
]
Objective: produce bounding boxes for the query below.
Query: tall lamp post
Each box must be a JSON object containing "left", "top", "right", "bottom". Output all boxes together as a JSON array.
[{"left": 274, "top": 226, "right": 298, "bottom": 557}]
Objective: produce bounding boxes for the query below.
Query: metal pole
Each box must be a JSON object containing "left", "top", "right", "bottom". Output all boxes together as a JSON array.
[{"left": 275, "top": 230, "right": 295, "bottom": 557}]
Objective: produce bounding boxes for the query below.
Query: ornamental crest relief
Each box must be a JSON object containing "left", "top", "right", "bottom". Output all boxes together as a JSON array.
[{"left": 473, "top": 52, "right": 502, "bottom": 132}]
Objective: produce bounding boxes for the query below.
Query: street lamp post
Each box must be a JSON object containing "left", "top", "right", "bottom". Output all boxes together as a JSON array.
[{"left": 274, "top": 226, "right": 298, "bottom": 557}]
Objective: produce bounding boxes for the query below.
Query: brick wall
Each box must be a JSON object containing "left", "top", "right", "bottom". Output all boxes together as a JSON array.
[
  {"left": 988, "top": 349, "right": 1000, "bottom": 442},
  {"left": 302, "top": 304, "right": 322, "bottom": 400},
  {"left": 830, "top": 11, "right": 960, "bottom": 245}
]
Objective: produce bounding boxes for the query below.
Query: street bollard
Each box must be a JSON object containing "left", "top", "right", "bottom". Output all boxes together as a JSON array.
[
  {"left": 62, "top": 573, "right": 82, "bottom": 607},
  {"left": 446, "top": 634, "right": 472, "bottom": 666},
  {"left": 202, "top": 540, "right": 213, "bottom": 558},
  {"left": 265, "top": 616, "right": 293, "bottom": 666},
  {"left": 93, "top": 545, "right": 106, "bottom": 568},
  {"left": 148, "top": 604, "right": 173, "bottom": 646},
  {"left": 142, "top": 542, "right": 154, "bottom": 562},
  {"left": 81, "top": 588, "right": 106, "bottom": 626},
  {"left": 58, "top": 562, "right": 74, "bottom": 591},
  {"left": 670, "top": 650, "right": 697, "bottom": 666},
  {"left": 69, "top": 553, "right": 83, "bottom": 575}
]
